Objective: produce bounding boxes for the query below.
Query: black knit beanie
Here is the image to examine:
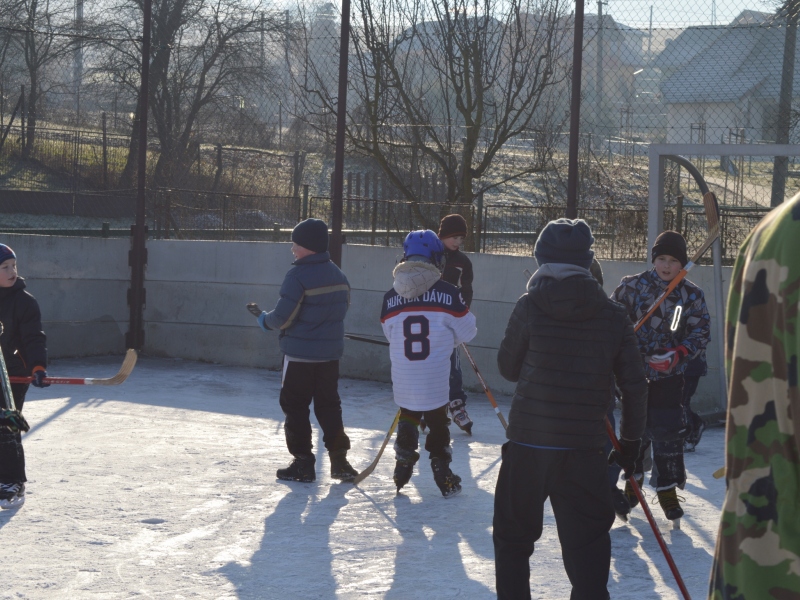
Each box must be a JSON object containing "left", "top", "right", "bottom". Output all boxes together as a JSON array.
[
  {"left": 438, "top": 214, "right": 468, "bottom": 239},
  {"left": 291, "top": 218, "right": 329, "bottom": 253},
  {"left": 651, "top": 230, "right": 688, "bottom": 267},
  {"left": 534, "top": 218, "right": 595, "bottom": 269}
]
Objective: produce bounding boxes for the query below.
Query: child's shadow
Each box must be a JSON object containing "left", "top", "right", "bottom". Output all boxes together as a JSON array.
[
  {"left": 386, "top": 474, "right": 494, "bottom": 599},
  {"left": 219, "top": 483, "right": 350, "bottom": 598}
]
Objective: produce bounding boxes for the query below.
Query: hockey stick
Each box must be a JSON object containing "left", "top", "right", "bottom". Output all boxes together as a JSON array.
[
  {"left": 9, "top": 349, "right": 138, "bottom": 386},
  {"left": 713, "top": 466, "right": 725, "bottom": 479},
  {"left": 353, "top": 409, "right": 401, "bottom": 485},
  {"left": 605, "top": 418, "right": 691, "bottom": 599},
  {"left": 460, "top": 344, "right": 508, "bottom": 429},
  {"left": 345, "top": 333, "right": 390, "bottom": 346},
  {"left": 0, "top": 322, "right": 29, "bottom": 432},
  {"left": 633, "top": 191, "right": 720, "bottom": 333}
]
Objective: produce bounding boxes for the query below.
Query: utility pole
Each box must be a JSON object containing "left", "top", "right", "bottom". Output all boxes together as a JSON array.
[
  {"left": 771, "top": 0, "right": 799, "bottom": 207},
  {"left": 596, "top": 0, "right": 606, "bottom": 135},
  {"left": 567, "top": 0, "right": 586, "bottom": 219},
  {"left": 127, "top": 0, "right": 152, "bottom": 350},
  {"left": 330, "top": 0, "right": 353, "bottom": 266},
  {"left": 74, "top": 0, "right": 84, "bottom": 124}
]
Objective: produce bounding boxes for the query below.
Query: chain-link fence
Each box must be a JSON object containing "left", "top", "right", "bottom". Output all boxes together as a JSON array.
[{"left": 1, "top": 0, "right": 798, "bottom": 257}]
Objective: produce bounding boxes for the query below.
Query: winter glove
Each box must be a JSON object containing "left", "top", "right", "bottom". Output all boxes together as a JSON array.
[
  {"left": 608, "top": 437, "right": 641, "bottom": 479},
  {"left": 648, "top": 346, "right": 689, "bottom": 373},
  {"left": 246, "top": 303, "right": 262, "bottom": 317},
  {"left": 31, "top": 366, "right": 50, "bottom": 388}
]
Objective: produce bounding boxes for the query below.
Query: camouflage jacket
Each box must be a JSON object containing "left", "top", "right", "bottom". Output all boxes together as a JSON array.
[
  {"left": 709, "top": 197, "right": 800, "bottom": 599},
  {"left": 611, "top": 268, "right": 711, "bottom": 380}
]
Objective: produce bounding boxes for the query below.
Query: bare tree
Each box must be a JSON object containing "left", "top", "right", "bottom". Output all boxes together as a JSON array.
[
  {"left": 89, "top": 0, "right": 286, "bottom": 188},
  {"left": 291, "top": 0, "right": 572, "bottom": 236},
  {"left": 5, "top": 0, "right": 74, "bottom": 154}
]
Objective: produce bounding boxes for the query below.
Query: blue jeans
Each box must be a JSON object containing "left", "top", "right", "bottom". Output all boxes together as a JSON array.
[{"left": 449, "top": 348, "right": 467, "bottom": 403}]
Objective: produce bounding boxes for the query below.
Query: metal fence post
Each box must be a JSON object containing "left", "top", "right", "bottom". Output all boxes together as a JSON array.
[
  {"left": 302, "top": 184, "right": 309, "bottom": 220},
  {"left": 476, "top": 191, "right": 484, "bottom": 252}
]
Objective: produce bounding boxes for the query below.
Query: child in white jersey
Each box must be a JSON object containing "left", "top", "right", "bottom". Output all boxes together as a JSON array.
[{"left": 380, "top": 230, "right": 477, "bottom": 498}]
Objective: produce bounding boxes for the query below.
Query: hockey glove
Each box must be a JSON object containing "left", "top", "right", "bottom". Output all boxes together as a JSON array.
[
  {"left": 608, "top": 437, "right": 641, "bottom": 480},
  {"left": 648, "top": 346, "right": 688, "bottom": 373},
  {"left": 31, "top": 366, "right": 50, "bottom": 388}
]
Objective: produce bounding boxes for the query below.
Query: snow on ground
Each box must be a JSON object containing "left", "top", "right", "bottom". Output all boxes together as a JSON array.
[{"left": 1, "top": 355, "right": 726, "bottom": 599}]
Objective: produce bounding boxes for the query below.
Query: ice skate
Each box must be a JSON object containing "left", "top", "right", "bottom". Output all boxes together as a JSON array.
[
  {"left": 624, "top": 476, "right": 643, "bottom": 510},
  {"left": 0, "top": 482, "right": 25, "bottom": 510},
  {"left": 611, "top": 486, "right": 631, "bottom": 521},
  {"left": 393, "top": 459, "right": 415, "bottom": 492},
  {"left": 276, "top": 456, "right": 316, "bottom": 483},
  {"left": 448, "top": 399, "right": 472, "bottom": 435},
  {"left": 431, "top": 457, "right": 462, "bottom": 498},
  {"left": 329, "top": 450, "right": 358, "bottom": 482},
  {"left": 684, "top": 415, "right": 706, "bottom": 452},
  {"left": 657, "top": 487, "right": 684, "bottom": 523}
]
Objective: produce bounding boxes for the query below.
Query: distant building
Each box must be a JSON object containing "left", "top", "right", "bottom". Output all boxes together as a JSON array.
[{"left": 656, "top": 10, "right": 791, "bottom": 144}]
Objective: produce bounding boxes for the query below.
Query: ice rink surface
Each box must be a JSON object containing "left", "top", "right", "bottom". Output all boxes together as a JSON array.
[{"left": 1, "top": 355, "right": 726, "bottom": 599}]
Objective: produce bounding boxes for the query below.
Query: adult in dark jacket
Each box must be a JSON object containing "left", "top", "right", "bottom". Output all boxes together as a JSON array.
[
  {"left": 251, "top": 219, "right": 358, "bottom": 484},
  {"left": 493, "top": 219, "right": 647, "bottom": 600},
  {"left": 0, "top": 243, "right": 49, "bottom": 509}
]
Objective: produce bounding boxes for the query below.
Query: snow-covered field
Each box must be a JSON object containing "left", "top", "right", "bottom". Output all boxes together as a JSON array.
[{"left": 1, "top": 355, "right": 726, "bottom": 599}]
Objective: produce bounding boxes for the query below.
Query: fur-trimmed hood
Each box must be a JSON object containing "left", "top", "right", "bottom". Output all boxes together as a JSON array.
[{"left": 392, "top": 260, "right": 441, "bottom": 299}]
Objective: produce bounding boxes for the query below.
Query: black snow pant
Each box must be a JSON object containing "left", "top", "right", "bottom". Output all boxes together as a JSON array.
[
  {"left": 635, "top": 375, "right": 686, "bottom": 491},
  {"left": 394, "top": 405, "right": 451, "bottom": 463},
  {"left": 0, "top": 383, "right": 28, "bottom": 483},
  {"left": 278, "top": 359, "right": 350, "bottom": 458},
  {"left": 493, "top": 442, "right": 614, "bottom": 600}
]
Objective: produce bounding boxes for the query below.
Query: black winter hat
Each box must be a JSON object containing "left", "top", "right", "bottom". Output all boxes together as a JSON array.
[
  {"left": 651, "top": 230, "right": 688, "bottom": 267},
  {"left": 291, "top": 218, "right": 329, "bottom": 253},
  {"left": 438, "top": 214, "right": 468, "bottom": 239},
  {"left": 534, "top": 218, "right": 595, "bottom": 269},
  {"left": 0, "top": 244, "right": 15, "bottom": 265}
]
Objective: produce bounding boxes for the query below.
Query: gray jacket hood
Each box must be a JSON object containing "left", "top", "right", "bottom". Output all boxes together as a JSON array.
[{"left": 392, "top": 261, "right": 441, "bottom": 299}]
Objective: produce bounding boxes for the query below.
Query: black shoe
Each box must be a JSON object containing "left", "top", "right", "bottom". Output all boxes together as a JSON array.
[
  {"left": 624, "top": 476, "right": 643, "bottom": 509},
  {"left": 277, "top": 456, "right": 316, "bottom": 482},
  {"left": 330, "top": 450, "right": 358, "bottom": 482},
  {"left": 431, "top": 457, "right": 462, "bottom": 498},
  {"left": 394, "top": 459, "right": 415, "bottom": 491},
  {"left": 657, "top": 487, "right": 684, "bottom": 521},
  {"left": 612, "top": 486, "right": 631, "bottom": 520}
]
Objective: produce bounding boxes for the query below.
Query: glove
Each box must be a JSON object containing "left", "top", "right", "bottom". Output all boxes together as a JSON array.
[
  {"left": 608, "top": 437, "right": 641, "bottom": 479},
  {"left": 648, "top": 346, "right": 688, "bottom": 373},
  {"left": 246, "top": 303, "right": 262, "bottom": 317},
  {"left": 257, "top": 312, "right": 272, "bottom": 332},
  {"left": 31, "top": 366, "right": 50, "bottom": 388}
]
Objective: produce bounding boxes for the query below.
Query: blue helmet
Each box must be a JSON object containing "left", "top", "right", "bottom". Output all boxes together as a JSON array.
[{"left": 403, "top": 229, "right": 444, "bottom": 267}]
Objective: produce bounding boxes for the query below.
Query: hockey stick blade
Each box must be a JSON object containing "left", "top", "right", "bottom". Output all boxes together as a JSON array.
[
  {"left": 713, "top": 466, "right": 725, "bottom": 479},
  {"left": 9, "top": 349, "right": 138, "bottom": 386},
  {"left": 353, "top": 409, "right": 401, "bottom": 485}
]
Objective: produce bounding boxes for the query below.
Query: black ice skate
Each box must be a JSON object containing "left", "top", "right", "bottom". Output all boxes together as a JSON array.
[
  {"left": 329, "top": 450, "right": 358, "bottom": 482},
  {"left": 394, "top": 459, "right": 415, "bottom": 492},
  {"left": 431, "top": 457, "right": 462, "bottom": 499},
  {"left": 611, "top": 486, "right": 631, "bottom": 521},
  {"left": 0, "top": 482, "right": 25, "bottom": 510},
  {"left": 624, "top": 476, "right": 644, "bottom": 510},
  {"left": 277, "top": 456, "right": 316, "bottom": 483},
  {"left": 657, "top": 487, "right": 684, "bottom": 528},
  {"left": 684, "top": 415, "right": 707, "bottom": 452},
  {"left": 448, "top": 399, "right": 472, "bottom": 435}
]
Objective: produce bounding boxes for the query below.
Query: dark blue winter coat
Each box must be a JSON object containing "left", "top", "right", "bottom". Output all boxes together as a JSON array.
[{"left": 260, "top": 251, "right": 350, "bottom": 361}]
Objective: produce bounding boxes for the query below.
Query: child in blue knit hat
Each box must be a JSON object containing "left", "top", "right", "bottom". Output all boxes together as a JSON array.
[{"left": 0, "top": 243, "right": 49, "bottom": 509}]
